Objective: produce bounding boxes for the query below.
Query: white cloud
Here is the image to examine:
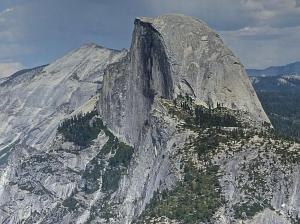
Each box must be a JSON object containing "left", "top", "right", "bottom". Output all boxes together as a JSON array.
[
  {"left": 0, "top": 7, "right": 14, "bottom": 23},
  {"left": 146, "top": 0, "right": 300, "bottom": 68},
  {"left": 0, "top": 62, "right": 24, "bottom": 78},
  {"left": 221, "top": 25, "right": 300, "bottom": 68},
  {"left": 0, "top": 8, "right": 14, "bottom": 16},
  {"left": 224, "top": 26, "right": 283, "bottom": 39},
  {"left": 243, "top": 0, "right": 296, "bottom": 10},
  {"left": 0, "top": 0, "right": 299, "bottom": 69},
  {"left": 241, "top": 0, "right": 300, "bottom": 27}
]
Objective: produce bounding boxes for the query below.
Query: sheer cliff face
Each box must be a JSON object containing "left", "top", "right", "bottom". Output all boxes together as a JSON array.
[
  {"left": 99, "top": 14, "right": 269, "bottom": 146},
  {"left": 100, "top": 18, "right": 174, "bottom": 144},
  {"left": 0, "top": 14, "right": 298, "bottom": 224},
  {"left": 97, "top": 15, "right": 298, "bottom": 224},
  {"left": 136, "top": 15, "right": 268, "bottom": 122}
]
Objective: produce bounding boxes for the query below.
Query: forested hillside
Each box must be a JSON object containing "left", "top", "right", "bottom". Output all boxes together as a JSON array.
[{"left": 251, "top": 75, "right": 300, "bottom": 140}]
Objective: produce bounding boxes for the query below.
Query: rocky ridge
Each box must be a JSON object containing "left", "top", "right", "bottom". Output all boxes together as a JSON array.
[{"left": 0, "top": 14, "right": 299, "bottom": 224}]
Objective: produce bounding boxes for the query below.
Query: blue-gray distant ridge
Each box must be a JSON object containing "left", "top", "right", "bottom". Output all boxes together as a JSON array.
[{"left": 247, "top": 61, "right": 300, "bottom": 77}]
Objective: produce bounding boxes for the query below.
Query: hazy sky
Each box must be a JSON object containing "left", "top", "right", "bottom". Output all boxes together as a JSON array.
[{"left": 1, "top": 0, "right": 300, "bottom": 76}]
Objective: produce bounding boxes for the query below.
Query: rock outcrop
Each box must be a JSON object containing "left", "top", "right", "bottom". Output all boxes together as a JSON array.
[
  {"left": 0, "top": 43, "right": 125, "bottom": 152},
  {"left": 135, "top": 15, "right": 268, "bottom": 122},
  {"left": 0, "top": 14, "right": 298, "bottom": 224},
  {"left": 0, "top": 44, "right": 126, "bottom": 222},
  {"left": 100, "top": 14, "right": 269, "bottom": 145}
]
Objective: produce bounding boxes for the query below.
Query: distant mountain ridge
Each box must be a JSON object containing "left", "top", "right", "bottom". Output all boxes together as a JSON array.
[
  {"left": 251, "top": 74, "right": 300, "bottom": 92},
  {"left": 250, "top": 72, "right": 300, "bottom": 140},
  {"left": 0, "top": 14, "right": 299, "bottom": 224},
  {"left": 247, "top": 61, "right": 300, "bottom": 77},
  {"left": 0, "top": 65, "right": 48, "bottom": 86}
]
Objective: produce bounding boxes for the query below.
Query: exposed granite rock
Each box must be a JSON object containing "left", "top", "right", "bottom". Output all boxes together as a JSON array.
[
  {"left": 0, "top": 43, "right": 126, "bottom": 223},
  {"left": 99, "top": 14, "right": 269, "bottom": 147},
  {"left": 0, "top": 43, "right": 125, "bottom": 153},
  {"left": 0, "top": 14, "right": 298, "bottom": 224},
  {"left": 135, "top": 15, "right": 269, "bottom": 122}
]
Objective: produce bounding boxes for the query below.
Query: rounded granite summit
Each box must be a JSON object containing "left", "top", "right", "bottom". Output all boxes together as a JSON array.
[
  {"left": 137, "top": 13, "right": 210, "bottom": 32},
  {"left": 134, "top": 14, "right": 269, "bottom": 123}
]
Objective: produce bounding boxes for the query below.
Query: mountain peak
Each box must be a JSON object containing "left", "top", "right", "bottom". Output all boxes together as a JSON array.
[
  {"left": 4, "top": 14, "right": 296, "bottom": 224},
  {"left": 247, "top": 61, "right": 300, "bottom": 77},
  {"left": 79, "top": 42, "right": 102, "bottom": 49},
  {"left": 98, "top": 14, "right": 270, "bottom": 148},
  {"left": 136, "top": 13, "right": 207, "bottom": 26},
  {"left": 132, "top": 14, "right": 270, "bottom": 123}
]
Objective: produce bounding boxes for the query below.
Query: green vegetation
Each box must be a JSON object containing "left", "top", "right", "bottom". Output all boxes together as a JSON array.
[
  {"left": 138, "top": 95, "right": 285, "bottom": 223},
  {"left": 57, "top": 110, "right": 134, "bottom": 221},
  {"left": 57, "top": 110, "right": 135, "bottom": 196},
  {"left": 81, "top": 136, "right": 134, "bottom": 194},
  {"left": 102, "top": 141, "right": 134, "bottom": 192},
  {"left": 81, "top": 135, "right": 134, "bottom": 221},
  {"left": 58, "top": 110, "right": 105, "bottom": 147},
  {"left": 18, "top": 181, "right": 49, "bottom": 195},
  {"left": 76, "top": 112, "right": 134, "bottom": 194},
  {"left": 138, "top": 97, "right": 236, "bottom": 223},
  {"left": 81, "top": 151, "right": 106, "bottom": 194},
  {"left": 139, "top": 162, "right": 223, "bottom": 224},
  {"left": 108, "top": 142, "right": 134, "bottom": 168},
  {"left": 62, "top": 196, "right": 80, "bottom": 211},
  {"left": 194, "top": 104, "right": 238, "bottom": 128},
  {"left": 256, "top": 90, "right": 300, "bottom": 141},
  {"left": 263, "top": 135, "right": 300, "bottom": 164},
  {"left": 152, "top": 93, "right": 300, "bottom": 223},
  {"left": 170, "top": 94, "right": 240, "bottom": 129},
  {"left": 86, "top": 194, "right": 116, "bottom": 223},
  {"left": 57, "top": 111, "right": 135, "bottom": 222},
  {"left": 233, "top": 201, "right": 265, "bottom": 219},
  {"left": 233, "top": 157, "right": 271, "bottom": 219}
]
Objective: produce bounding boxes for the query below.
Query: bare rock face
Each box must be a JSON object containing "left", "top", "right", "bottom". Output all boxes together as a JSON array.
[
  {"left": 137, "top": 15, "right": 268, "bottom": 122},
  {"left": 99, "top": 14, "right": 269, "bottom": 146},
  {"left": 0, "top": 14, "right": 298, "bottom": 224},
  {"left": 0, "top": 44, "right": 125, "bottom": 151},
  {"left": 96, "top": 14, "right": 287, "bottom": 224},
  {"left": 0, "top": 44, "right": 126, "bottom": 221}
]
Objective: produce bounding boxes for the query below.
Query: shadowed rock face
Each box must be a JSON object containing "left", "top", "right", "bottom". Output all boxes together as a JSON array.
[
  {"left": 132, "top": 19, "right": 174, "bottom": 100},
  {"left": 1, "top": 14, "right": 298, "bottom": 224},
  {"left": 99, "top": 18, "right": 174, "bottom": 145},
  {"left": 96, "top": 15, "right": 279, "bottom": 223},
  {"left": 99, "top": 14, "right": 269, "bottom": 146},
  {"left": 136, "top": 14, "right": 269, "bottom": 122}
]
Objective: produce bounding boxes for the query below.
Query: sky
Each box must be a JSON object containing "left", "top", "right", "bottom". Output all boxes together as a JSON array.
[{"left": 0, "top": 0, "right": 300, "bottom": 77}]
